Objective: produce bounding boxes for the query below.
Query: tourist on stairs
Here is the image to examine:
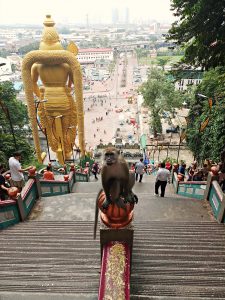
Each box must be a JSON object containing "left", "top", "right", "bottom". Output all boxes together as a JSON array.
[{"left": 154, "top": 162, "right": 170, "bottom": 197}]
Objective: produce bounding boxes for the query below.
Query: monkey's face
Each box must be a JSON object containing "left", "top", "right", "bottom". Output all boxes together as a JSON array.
[{"left": 104, "top": 148, "right": 119, "bottom": 165}]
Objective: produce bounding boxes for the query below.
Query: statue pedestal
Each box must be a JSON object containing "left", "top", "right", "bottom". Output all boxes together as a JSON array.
[{"left": 100, "top": 220, "right": 134, "bottom": 266}]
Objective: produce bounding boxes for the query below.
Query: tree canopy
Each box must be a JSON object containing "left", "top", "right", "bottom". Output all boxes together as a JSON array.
[
  {"left": 167, "top": 0, "right": 225, "bottom": 70},
  {"left": 18, "top": 41, "right": 39, "bottom": 55},
  {"left": 0, "top": 81, "right": 34, "bottom": 166},
  {"left": 186, "top": 67, "right": 225, "bottom": 162},
  {"left": 140, "top": 68, "right": 184, "bottom": 136},
  {"left": 0, "top": 81, "right": 28, "bottom": 134},
  {"left": 156, "top": 57, "right": 171, "bottom": 71}
]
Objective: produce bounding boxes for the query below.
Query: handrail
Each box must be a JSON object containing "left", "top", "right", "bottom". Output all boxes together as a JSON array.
[
  {"left": 208, "top": 179, "right": 225, "bottom": 223},
  {"left": 0, "top": 169, "right": 76, "bottom": 228},
  {"left": 172, "top": 172, "right": 207, "bottom": 200},
  {"left": 0, "top": 199, "right": 16, "bottom": 207}
]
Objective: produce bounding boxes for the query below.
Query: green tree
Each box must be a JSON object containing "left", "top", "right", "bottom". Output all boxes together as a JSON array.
[
  {"left": 135, "top": 48, "right": 148, "bottom": 64},
  {"left": 18, "top": 42, "right": 39, "bottom": 55},
  {"left": 0, "top": 49, "right": 11, "bottom": 58},
  {"left": 140, "top": 68, "right": 183, "bottom": 136},
  {"left": 0, "top": 150, "right": 7, "bottom": 167},
  {"left": 0, "top": 81, "right": 28, "bottom": 134},
  {"left": 186, "top": 67, "right": 225, "bottom": 162},
  {"left": 156, "top": 57, "right": 171, "bottom": 71},
  {"left": 167, "top": 0, "right": 225, "bottom": 69},
  {"left": 0, "top": 81, "right": 34, "bottom": 164},
  {"left": 0, "top": 134, "right": 34, "bottom": 166},
  {"left": 58, "top": 27, "right": 70, "bottom": 34},
  {"left": 102, "top": 37, "right": 110, "bottom": 47}
]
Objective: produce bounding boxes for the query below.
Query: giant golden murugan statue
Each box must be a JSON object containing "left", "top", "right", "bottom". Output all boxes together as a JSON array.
[{"left": 22, "top": 15, "right": 85, "bottom": 165}]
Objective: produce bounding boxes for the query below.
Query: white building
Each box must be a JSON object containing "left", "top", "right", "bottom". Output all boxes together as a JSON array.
[
  {"left": 77, "top": 48, "right": 114, "bottom": 64},
  {"left": 175, "top": 78, "right": 202, "bottom": 91},
  {"left": 0, "top": 57, "right": 12, "bottom": 77}
]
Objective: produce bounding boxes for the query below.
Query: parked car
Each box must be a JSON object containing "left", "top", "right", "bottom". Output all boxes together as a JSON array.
[
  {"left": 166, "top": 126, "right": 179, "bottom": 133},
  {"left": 123, "top": 152, "right": 133, "bottom": 158},
  {"left": 162, "top": 111, "right": 170, "bottom": 118}
]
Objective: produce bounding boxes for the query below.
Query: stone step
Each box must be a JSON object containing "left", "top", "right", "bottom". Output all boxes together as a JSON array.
[
  {"left": 72, "top": 176, "right": 156, "bottom": 194},
  {"left": 0, "top": 220, "right": 225, "bottom": 298},
  {"left": 0, "top": 293, "right": 96, "bottom": 300},
  {"left": 72, "top": 181, "right": 102, "bottom": 193},
  {"left": 31, "top": 190, "right": 211, "bottom": 222}
]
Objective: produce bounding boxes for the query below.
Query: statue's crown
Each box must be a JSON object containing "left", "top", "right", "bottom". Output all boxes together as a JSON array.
[
  {"left": 43, "top": 15, "right": 55, "bottom": 27},
  {"left": 40, "top": 15, "right": 63, "bottom": 50}
]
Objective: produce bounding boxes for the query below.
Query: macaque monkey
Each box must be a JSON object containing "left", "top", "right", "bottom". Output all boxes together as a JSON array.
[
  {"left": 101, "top": 147, "right": 137, "bottom": 209},
  {"left": 93, "top": 147, "right": 138, "bottom": 239}
]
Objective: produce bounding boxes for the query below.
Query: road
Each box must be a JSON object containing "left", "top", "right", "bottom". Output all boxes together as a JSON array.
[{"left": 82, "top": 54, "right": 142, "bottom": 151}]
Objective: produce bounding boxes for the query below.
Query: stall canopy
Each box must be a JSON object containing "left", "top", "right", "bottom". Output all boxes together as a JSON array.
[{"left": 130, "top": 118, "right": 136, "bottom": 125}]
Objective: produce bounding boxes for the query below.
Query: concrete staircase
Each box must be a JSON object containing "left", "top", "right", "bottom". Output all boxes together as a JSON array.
[
  {"left": 1, "top": 174, "right": 225, "bottom": 299},
  {"left": 131, "top": 221, "right": 225, "bottom": 299},
  {"left": 0, "top": 221, "right": 99, "bottom": 299}
]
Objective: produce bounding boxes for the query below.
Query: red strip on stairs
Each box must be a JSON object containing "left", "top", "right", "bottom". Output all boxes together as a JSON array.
[{"left": 98, "top": 241, "right": 130, "bottom": 300}]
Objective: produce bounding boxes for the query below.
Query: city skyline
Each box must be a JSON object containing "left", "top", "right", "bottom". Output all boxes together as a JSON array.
[{"left": 0, "top": 0, "right": 175, "bottom": 25}]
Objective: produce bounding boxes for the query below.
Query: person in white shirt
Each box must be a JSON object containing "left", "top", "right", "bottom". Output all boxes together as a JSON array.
[
  {"left": 155, "top": 162, "right": 171, "bottom": 197},
  {"left": 135, "top": 158, "right": 145, "bottom": 183},
  {"left": 8, "top": 152, "right": 32, "bottom": 191}
]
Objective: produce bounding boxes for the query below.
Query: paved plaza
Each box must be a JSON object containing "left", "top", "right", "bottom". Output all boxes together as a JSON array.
[
  {"left": 83, "top": 55, "right": 140, "bottom": 151},
  {"left": 82, "top": 55, "right": 194, "bottom": 165}
]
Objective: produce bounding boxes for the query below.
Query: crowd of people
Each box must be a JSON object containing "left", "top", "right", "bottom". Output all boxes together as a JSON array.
[
  {"left": 130, "top": 157, "right": 225, "bottom": 196},
  {"left": 174, "top": 159, "right": 225, "bottom": 192},
  {"left": 174, "top": 160, "right": 210, "bottom": 182},
  {"left": 1, "top": 148, "right": 225, "bottom": 201}
]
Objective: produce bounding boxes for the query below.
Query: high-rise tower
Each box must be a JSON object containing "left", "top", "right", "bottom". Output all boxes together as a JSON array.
[
  {"left": 125, "top": 7, "right": 130, "bottom": 25},
  {"left": 112, "top": 8, "right": 119, "bottom": 24}
]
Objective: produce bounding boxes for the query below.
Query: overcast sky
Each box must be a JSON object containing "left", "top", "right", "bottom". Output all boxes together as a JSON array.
[{"left": 0, "top": 0, "right": 174, "bottom": 25}]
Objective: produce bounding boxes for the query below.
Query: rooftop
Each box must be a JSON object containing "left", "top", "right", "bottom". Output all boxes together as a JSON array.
[{"left": 78, "top": 48, "right": 113, "bottom": 53}]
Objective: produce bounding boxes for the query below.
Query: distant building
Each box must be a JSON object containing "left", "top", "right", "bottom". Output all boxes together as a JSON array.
[
  {"left": 94, "top": 59, "right": 110, "bottom": 69},
  {"left": 175, "top": 78, "right": 202, "bottom": 91},
  {"left": 0, "top": 57, "right": 12, "bottom": 76},
  {"left": 77, "top": 48, "right": 114, "bottom": 64},
  {"left": 7, "top": 54, "right": 22, "bottom": 71},
  {"left": 125, "top": 7, "right": 130, "bottom": 25},
  {"left": 112, "top": 8, "right": 119, "bottom": 24},
  {"left": 174, "top": 71, "right": 203, "bottom": 91}
]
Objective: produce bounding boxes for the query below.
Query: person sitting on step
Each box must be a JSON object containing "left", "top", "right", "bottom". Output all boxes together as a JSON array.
[{"left": 43, "top": 166, "right": 55, "bottom": 181}]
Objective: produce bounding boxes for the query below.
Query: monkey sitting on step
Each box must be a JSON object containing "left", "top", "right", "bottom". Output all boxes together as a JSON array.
[{"left": 101, "top": 147, "right": 138, "bottom": 209}]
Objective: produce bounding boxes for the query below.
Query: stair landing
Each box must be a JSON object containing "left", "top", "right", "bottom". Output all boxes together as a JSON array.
[{"left": 28, "top": 175, "right": 213, "bottom": 223}]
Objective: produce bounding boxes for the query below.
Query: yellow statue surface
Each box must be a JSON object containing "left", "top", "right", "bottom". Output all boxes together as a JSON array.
[{"left": 22, "top": 15, "right": 85, "bottom": 164}]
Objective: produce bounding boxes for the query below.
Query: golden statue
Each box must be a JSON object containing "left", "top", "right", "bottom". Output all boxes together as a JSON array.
[{"left": 22, "top": 15, "right": 85, "bottom": 165}]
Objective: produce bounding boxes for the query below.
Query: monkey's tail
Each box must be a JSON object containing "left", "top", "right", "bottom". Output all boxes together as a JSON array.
[{"left": 94, "top": 188, "right": 103, "bottom": 240}]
